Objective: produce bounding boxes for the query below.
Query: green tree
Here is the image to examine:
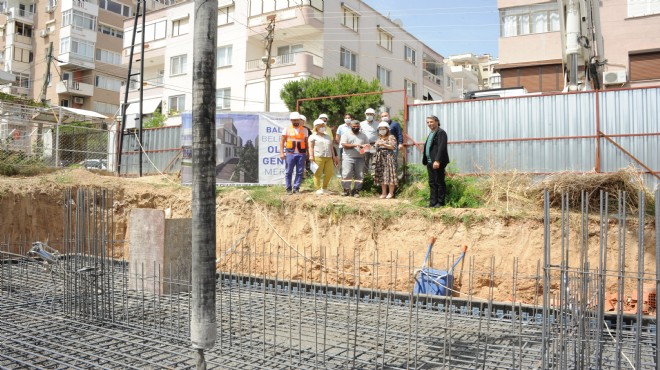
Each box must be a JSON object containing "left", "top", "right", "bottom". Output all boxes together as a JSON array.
[
  {"left": 280, "top": 73, "right": 384, "bottom": 125},
  {"left": 231, "top": 140, "right": 258, "bottom": 183},
  {"left": 143, "top": 109, "right": 166, "bottom": 128}
]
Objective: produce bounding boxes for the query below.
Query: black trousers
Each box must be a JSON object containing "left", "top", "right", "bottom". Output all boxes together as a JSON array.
[{"left": 427, "top": 163, "right": 447, "bottom": 206}]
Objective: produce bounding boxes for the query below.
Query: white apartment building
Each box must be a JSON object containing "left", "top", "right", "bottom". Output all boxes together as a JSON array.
[
  {"left": 444, "top": 53, "right": 500, "bottom": 99},
  {"left": 121, "top": 0, "right": 453, "bottom": 125}
]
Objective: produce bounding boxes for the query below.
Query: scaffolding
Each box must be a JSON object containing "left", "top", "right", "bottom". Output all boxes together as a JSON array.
[{"left": 0, "top": 188, "right": 658, "bottom": 369}]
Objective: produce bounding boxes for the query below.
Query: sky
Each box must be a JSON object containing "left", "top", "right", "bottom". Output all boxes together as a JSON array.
[{"left": 365, "top": 0, "right": 500, "bottom": 58}]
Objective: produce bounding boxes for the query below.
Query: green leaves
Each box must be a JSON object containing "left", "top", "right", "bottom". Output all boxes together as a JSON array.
[{"left": 280, "top": 73, "right": 384, "bottom": 124}]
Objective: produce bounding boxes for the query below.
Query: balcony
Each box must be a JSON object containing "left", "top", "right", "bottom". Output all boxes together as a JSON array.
[
  {"left": 14, "top": 34, "right": 33, "bottom": 45},
  {"left": 7, "top": 7, "right": 35, "bottom": 23},
  {"left": 423, "top": 70, "right": 443, "bottom": 88},
  {"left": 247, "top": 4, "right": 323, "bottom": 36},
  {"left": 57, "top": 52, "right": 95, "bottom": 70},
  {"left": 56, "top": 80, "right": 94, "bottom": 97},
  {"left": 61, "top": 0, "right": 99, "bottom": 16},
  {"left": 245, "top": 52, "right": 323, "bottom": 78}
]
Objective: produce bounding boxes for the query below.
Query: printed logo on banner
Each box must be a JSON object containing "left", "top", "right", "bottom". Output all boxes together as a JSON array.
[{"left": 181, "top": 112, "right": 290, "bottom": 185}]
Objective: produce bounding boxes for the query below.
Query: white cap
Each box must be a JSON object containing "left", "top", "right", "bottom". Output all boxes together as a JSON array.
[
  {"left": 290, "top": 112, "right": 301, "bottom": 120},
  {"left": 300, "top": 114, "right": 307, "bottom": 122},
  {"left": 378, "top": 122, "right": 389, "bottom": 129},
  {"left": 318, "top": 113, "right": 329, "bottom": 119},
  {"left": 365, "top": 108, "right": 376, "bottom": 114},
  {"left": 313, "top": 119, "right": 325, "bottom": 127}
]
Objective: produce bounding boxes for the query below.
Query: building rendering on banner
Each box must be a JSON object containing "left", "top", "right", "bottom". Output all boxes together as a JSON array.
[
  {"left": 120, "top": 0, "right": 474, "bottom": 126},
  {"left": 0, "top": 0, "right": 170, "bottom": 119},
  {"left": 496, "top": 0, "right": 660, "bottom": 93}
]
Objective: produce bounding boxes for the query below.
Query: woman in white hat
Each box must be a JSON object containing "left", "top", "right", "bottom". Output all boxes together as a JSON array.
[
  {"left": 308, "top": 119, "right": 339, "bottom": 194},
  {"left": 374, "top": 121, "right": 398, "bottom": 198}
]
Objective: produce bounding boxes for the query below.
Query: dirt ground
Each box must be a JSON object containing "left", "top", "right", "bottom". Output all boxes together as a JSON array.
[{"left": 0, "top": 168, "right": 656, "bottom": 304}]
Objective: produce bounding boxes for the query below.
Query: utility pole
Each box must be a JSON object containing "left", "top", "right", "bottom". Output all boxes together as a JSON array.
[
  {"left": 263, "top": 15, "right": 275, "bottom": 112},
  {"left": 190, "top": 0, "right": 217, "bottom": 367},
  {"left": 36, "top": 42, "right": 53, "bottom": 159}
]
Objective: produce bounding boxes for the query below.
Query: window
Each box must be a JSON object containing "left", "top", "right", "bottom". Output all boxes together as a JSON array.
[
  {"left": 62, "top": 10, "right": 96, "bottom": 30},
  {"left": 340, "top": 47, "right": 357, "bottom": 72},
  {"left": 500, "top": 3, "right": 560, "bottom": 37},
  {"left": 248, "top": 0, "right": 323, "bottom": 16},
  {"left": 13, "top": 47, "right": 33, "bottom": 63},
  {"left": 629, "top": 51, "right": 660, "bottom": 81},
  {"left": 98, "top": 24, "right": 123, "bottom": 39},
  {"left": 378, "top": 28, "right": 393, "bottom": 51},
  {"left": 60, "top": 37, "right": 95, "bottom": 60},
  {"left": 15, "top": 22, "right": 33, "bottom": 37},
  {"left": 216, "top": 45, "right": 232, "bottom": 68},
  {"left": 342, "top": 6, "right": 359, "bottom": 31},
  {"left": 61, "top": 99, "right": 70, "bottom": 107},
  {"left": 216, "top": 88, "right": 231, "bottom": 110},
  {"left": 172, "top": 18, "right": 188, "bottom": 36},
  {"left": 170, "top": 54, "right": 187, "bottom": 75},
  {"left": 95, "top": 75, "right": 122, "bottom": 91},
  {"left": 277, "top": 44, "right": 302, "bottom": 64},
  {"left": 404, "top": 79, "right": 416, "bottom": 98},
  {"left": 123, "top": 21, "right": 167, "bottom": 48},
  {"left": 377, "top": 65, "right": 391, "bottom": 87},
  {"left": 628, "top": 0, "right": 660, "bottom": 17},
  {"left": 218, "top": 5, "right": 234, "bottom": 26},
  {"left": 99, "top": 0, "right": 130, "bottom": 16},
  {"left": 94, "top": 101, "right": 120, "bottom": 115},
  {"left": 404, "top": 46, "right": 416, "bottom": 65},
  {"left": 95, "top": 49, "right": 121, "bottom": 65},
  {"left": 169, "top": 95, "right": 185, "bottom": 112},
  {"left": 17, "top": 73, "right": 31, "bottom": 88}
]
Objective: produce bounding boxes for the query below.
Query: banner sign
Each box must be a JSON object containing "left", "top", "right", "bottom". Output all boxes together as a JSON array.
[{"left": 181, "top": 112, "right": 290, "bottom": 185}]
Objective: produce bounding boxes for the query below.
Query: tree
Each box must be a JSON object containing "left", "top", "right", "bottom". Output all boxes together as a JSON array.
[
  {"left": 231, "top": 140, "right": 258, "bottom": 182},
  {"left": 280, "top": 73, "right": 384, "bottom": 125}
]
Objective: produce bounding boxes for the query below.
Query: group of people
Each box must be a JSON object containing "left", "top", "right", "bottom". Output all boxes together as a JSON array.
[{"left": 279, "top": 109, "right": 449, "bottom": 207}]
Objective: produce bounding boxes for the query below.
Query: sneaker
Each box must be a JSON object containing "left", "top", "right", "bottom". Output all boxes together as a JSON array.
[
  {"left": 315, "top": 189, "right": 324, "bottom": 195},
  {"left": 293, "top": 188, "right": 300, "bottom": 194},
  {"left": 352, "top": 190, "right": 360, "bottom": 198},
  {"left": 286, "top": 189, "right": 293, "bottom": 195},
  {"left": 343, "top": 189, "right": 350, "bottom": 196}
]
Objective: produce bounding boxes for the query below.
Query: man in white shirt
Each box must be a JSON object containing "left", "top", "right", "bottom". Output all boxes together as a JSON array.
[{"left": 359, "top": 108, "right": 379, "bottom": 174}]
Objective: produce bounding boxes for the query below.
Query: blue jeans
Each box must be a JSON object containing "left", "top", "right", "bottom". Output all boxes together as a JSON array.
[{"left": 285, "top": 153, "right": 305, "bottom": 191}]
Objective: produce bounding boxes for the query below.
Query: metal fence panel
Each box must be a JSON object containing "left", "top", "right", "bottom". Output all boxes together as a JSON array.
[
  {"left": 407, "top": 87, "right": 659, "bottom": 189},
  {"left": 119, "top": 126, "right": 181, "bottom": 176}
]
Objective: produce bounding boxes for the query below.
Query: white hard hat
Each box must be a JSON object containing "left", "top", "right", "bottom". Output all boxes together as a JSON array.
[
  {"left": 300, "top": 114, "right": 307, "bottom": 122},
  {"left": 378, "top": 122, "right": 389, "bottom": 129},
  {"left": 313, "top": 119, "right": 325, "bottom": 127},
  {"left": 365, "top": 108, "right": 376, "bottom": 115},
  {"left": 318, "top": 113, "right": 329, "bottom": 119},
  {"left": 290, "top": 112, "right": 301, "bottom": 120}
]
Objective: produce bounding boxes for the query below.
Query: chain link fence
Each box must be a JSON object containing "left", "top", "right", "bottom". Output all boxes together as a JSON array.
[{"left": 0, "top": 100, "right": 112, "bottom": 175}]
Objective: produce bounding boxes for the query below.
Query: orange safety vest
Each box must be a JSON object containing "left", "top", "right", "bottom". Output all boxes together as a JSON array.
[{"left": 284, "top": 126, "right": 307, "bottom": 153}]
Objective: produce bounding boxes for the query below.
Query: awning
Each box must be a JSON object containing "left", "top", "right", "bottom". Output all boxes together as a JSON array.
[
  {"left": 31, "top": 106, "right": 108, "bottom": 123},
  {"left": 125, "top": 99, "right": 162, "bottom": 115}
]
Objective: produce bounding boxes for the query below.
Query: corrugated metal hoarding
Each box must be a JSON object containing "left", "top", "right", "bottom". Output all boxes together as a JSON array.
[
  {"left": 407, "top": 87, "right": 659, "bottom": 189},
  {"left": 119, "top": 126, "right": 181, "bottom": 176}
]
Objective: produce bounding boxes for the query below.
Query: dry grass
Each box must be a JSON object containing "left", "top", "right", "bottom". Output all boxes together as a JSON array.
[{"left": 533, "top": 167, "right": 655, "bottom": 214}]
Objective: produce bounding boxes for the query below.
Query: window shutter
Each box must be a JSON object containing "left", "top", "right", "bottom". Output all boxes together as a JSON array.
[{"left": 629, "top": 51, "right": 660, "bottom": 81}]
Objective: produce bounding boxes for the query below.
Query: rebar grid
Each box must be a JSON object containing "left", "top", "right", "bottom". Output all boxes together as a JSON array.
[{"left": 0, "top": 188, "right": 657, "bottom": 369}]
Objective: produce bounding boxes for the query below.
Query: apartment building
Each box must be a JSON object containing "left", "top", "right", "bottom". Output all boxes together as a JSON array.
[
  {"left": 496, "top": 0, "right": 660, "bottom": 92},
  {"left": 444, "top": 53, "right": 500, "bottom": 99},
  {"left": 0, "top": 0, "right": 168, "bottom": 119},
  {"left": 120, "top": 0, "right": 452, "bottom": 126}
]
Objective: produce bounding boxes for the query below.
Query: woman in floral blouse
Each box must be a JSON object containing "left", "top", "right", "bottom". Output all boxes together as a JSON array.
[{"left": 374, "top": 121, "right": 398, "bottom": 199}]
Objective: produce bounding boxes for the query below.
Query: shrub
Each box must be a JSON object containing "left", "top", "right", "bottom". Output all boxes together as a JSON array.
[{"left": 399, "top": 164, "right": 484, "bottom": 208}]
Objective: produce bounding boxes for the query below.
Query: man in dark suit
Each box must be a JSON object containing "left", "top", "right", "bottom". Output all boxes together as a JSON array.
[{"left": 422, "top": 115, "right": 450, "bottom": 207}]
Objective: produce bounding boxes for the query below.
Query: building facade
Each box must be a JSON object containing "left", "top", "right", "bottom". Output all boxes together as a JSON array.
[
  {"left": 497, "top": 0, "right": 660, "bottom": 92},
  {"left": 444, "top": 53, "right": 500, "bottom": 99},
  {"left": 0, "top": 0, "right": 169, "bottom": 119},
  {"left": 120, "top": 0, "right": 454, "bottom": 126}
]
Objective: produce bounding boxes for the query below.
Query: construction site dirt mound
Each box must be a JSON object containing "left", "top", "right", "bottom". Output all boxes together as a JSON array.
[{"left": 0, "top": 168, "right": 656, "bottom": 304}]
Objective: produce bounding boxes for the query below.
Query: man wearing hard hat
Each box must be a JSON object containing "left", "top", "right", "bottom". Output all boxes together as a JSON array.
[
  {"left": 279, "top": 112, "right": 308, "bottom": 194},
  {"left": 360, "top": 108, "right": 379, "bottom": 174}
]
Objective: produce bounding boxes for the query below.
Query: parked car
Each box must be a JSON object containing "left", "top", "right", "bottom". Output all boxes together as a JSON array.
[{"left": 80, "top": 159, "right": 108, "bottom": 170}]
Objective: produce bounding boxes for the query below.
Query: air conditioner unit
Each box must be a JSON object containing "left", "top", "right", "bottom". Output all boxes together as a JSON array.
[
  {"left": 73, "top": 97, "right": 84, "bottom": 105},
  {"left": 45, "top": 4, "right": 55, "bottom": 13},
  {"left": 39, "top": 29, "right": 48, "bottom": 37},
  {"left": 10, "top": 87, "right": 18, "bottom": 94},
  {"left": 603, "top": 70, "right": 627, "bottom": 85}
]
